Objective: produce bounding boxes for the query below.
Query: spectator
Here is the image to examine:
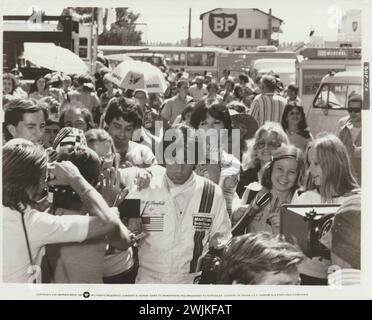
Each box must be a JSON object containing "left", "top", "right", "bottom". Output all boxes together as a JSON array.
[
  {"left": 203, "top": 81, "right": 223, "bottom": 107},
  {"left": 249, "top": 75, "right": 287, "bottom": 127},
  {"left": 99, "top": 74, "right": 121, "bottom": 119},
  {"left": 232, "top": 84, "right": 244, "bottom": 102},
  {"left": 104, "top": 96, "right": 156, "bottom": 168},
  {"left": 336, "top": 94, "right": 362, "bottom": 184},
  {"left": 217, "top": 232, "right": 303, "bottom": 285},
  {"left": 133, "top": 89, "right": 161, "bottom": 136},
  {"left": 2, "top": 139, "right": 131, "bottom": 283},
  {"left": 66, "top": 74, "right": 101, "bottom": 116},
  {"left": 219, "top": 69, "right": 233, "bottom": 88},
  {"left": 29, "top": 75, "right": 49, "bottom": 101},
  {"left": 281, "top": 103, "right": 313, "bottom": 152},
  {"left": 59, "top": 105, "right": 95, "bottom": 132},
  {"left": 3, "top": 73, "right": 18, "bottom": 101},
  {"left": 190, "top": 102, "right": 241, "bottom": 217},
  {"left": 4, "top": 99, "right": 48, "bottom": 145},
  {"left": 10, "top": 69, "right": 28, "bottom": 99},
  {"left": 322, "top": 194, "right": 361, "bottom": 285},
  {"left": 161, "top": 79, "right": 193, "bottom": 127},
  {"left": 221, "top": 79, "right": 235, "bottom": 104},
  {"left": 292, "top": 134, "right": 360, "bottom": 285},
  {"left": 292, "top": 134, "right": 359, "bottom": 204},
  {"left": 237, "top": 122, "right": 289, "bottom": 200},
  {"left": 188, "top": 76, "right": 208, "bottom": 102},
  {"left": 286, "top": 83, "right": 302, "bottom": 105},
  {"left": 43, "top": 119, "right": 60, "bottom": 149},
  {"left": 122, "top": 124, "right": 231, "bottom": 283},
  {"left": 233, "top": 145, "right": 305, "bottom": 236}
]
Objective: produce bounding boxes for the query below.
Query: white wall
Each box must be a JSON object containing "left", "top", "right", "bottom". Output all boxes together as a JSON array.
[{"left": 201, "top": 8, "right": 282, "bottom": 47}]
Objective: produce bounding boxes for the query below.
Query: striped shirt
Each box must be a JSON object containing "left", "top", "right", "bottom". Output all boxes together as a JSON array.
[{"left": 249, "top": 93, "right": 287, "bottom": 127}]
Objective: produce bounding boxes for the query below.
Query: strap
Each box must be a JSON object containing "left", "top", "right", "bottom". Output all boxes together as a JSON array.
[
  {"left": 18, "top": 206, "right": 36, "bottom": 283},
  {"left": 190, "top": 180, "right": 216, "bottom": 273},
  {"left": 198, "top": 180, "right": 215, "bottom": 214}
]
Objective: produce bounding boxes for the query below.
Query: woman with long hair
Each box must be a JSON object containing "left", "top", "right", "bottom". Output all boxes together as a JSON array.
[
  {"left": 233, "top": 145, "right": 305, "bottom": 236},
  {"left": 190, "top": 101, "right": 240, "bottom": 217},
  {"left": 293, "top": 133, "right": 359, "bottom": 204},
  {"left": 29, "top": 75, "right": 49, "bottom": 101},
  {"left": 291, "top": 133, "right": 360, "bottom": 285},
  {"left": 281, "top": 103, "right": 313, "bottom": 152},
  {"left": 236, "top": 121, "right": 290, "bottom": 201}
]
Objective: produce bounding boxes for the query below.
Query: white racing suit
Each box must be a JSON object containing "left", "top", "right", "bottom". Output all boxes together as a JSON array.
[{"left": 126, "top": 173, "right": 231, "bottom": 284}]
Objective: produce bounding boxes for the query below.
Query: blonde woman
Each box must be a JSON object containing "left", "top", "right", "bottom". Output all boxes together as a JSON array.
[
  {"left": 292, "top": 133, "right": 360, "bottom": 285},
  {"left": 237, "top": 121, "right": 290, "bottom": 201}
]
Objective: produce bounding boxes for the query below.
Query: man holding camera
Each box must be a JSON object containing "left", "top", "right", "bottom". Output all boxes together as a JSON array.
[
  {"left": 3, "top": 139, "right": 131, "bottom": 283},
  {"left": 121, "top": 125, "right": 232, "bottom": 284}
]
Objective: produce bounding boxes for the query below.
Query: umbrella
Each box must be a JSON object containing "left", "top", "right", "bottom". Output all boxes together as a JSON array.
[
  {"left": 105, "top": 53, "right": 134, "bottom": 62},
  {"left": 23, "top": 42, "right": 88, "bottom": 74},
  {"left": 107, "top": 60, "right": 167, "bottom": 94}
]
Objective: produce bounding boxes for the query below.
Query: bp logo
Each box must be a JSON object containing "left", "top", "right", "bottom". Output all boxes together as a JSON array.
[{"left": 208, "top": 13, "right": 237, "bottom": 39}]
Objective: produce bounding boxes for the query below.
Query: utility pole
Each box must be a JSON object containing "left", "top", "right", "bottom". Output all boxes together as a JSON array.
[
  {"left": 187, "top": 8, "right": 192, "bottom": 46},
  {"left": 268, "top": 8, "right": 272, "bottom": 45}
]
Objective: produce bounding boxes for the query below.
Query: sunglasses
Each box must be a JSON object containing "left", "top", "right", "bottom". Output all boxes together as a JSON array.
[
  {"left": 288, "top": 111, "right": 301, "bottom": 116},
  {"left": 256, "top": 140, "right": 282, "bottom": 150},
  {"left": 347, "top": 109, "right": 361, "bottom": 113}
]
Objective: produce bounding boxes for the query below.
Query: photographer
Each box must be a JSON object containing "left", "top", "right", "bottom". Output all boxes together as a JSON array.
[
  {"left": 217, "top": 232, "right": 303, "bottom": 285},
  {"left": 2, "top": 139, "right": 130, "bottom": 283},
  {"left": 46, "top": 144, "right": 132, "bottom": 283}
]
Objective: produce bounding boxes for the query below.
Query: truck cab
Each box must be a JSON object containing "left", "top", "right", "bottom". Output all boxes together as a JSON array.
[{"left": 307, "top": 71, "right": 362, "bottom": 135}]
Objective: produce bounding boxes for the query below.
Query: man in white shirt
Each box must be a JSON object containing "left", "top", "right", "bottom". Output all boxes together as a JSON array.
[
  {"left": 161, "top": 80, "right": 193, "bottom": 127},
  {"left": 189, "top": 76, "right": 208, "bottom": 102}
]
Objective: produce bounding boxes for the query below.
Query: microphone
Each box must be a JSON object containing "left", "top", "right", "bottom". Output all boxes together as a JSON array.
[{"left": 231, "top": 192, "right": 272, "bottom": 237}]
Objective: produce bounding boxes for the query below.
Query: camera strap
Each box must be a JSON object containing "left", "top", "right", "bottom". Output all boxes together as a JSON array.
[{"left": 18, "top": 207, "right": 37, "bottom": 283}]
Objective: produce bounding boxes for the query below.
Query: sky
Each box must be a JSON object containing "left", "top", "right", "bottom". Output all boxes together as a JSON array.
[{"left": 0, "top": 0, "right": 367, "bottom": 44}]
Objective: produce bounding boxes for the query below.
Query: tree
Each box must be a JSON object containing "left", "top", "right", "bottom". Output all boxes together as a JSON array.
[{"left": 98, "top": 8, "right": 142, "bottom": 45}]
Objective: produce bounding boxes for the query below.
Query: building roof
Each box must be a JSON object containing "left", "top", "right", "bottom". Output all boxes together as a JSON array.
[{"left": 199, "top": 8, "right": 283, "bottom": 23}]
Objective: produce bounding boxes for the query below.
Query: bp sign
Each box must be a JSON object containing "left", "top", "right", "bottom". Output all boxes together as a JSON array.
[{"left": 208, "top": 13, "right": 237, "bottom": 39}]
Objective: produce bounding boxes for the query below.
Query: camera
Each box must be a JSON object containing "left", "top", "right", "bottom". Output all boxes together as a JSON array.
[
  {"left": 280, "top": 204, "right": 340, "bottom": 259},
  {"left": 48, "top": 185, "right": 80, "bottom": 210},
  {"left": 194, "top": 246, "right": 224, "bottom": 284}
]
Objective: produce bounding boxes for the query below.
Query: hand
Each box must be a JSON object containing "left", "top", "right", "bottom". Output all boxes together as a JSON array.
[
  {"left": 134, "top": 168, "right": 152, "bottom": 191},
  {"left": 267, "top": 212, "right": 280, "bottom": 233},
  {"left": 127, "top": 218, "right": 143, "bottom": 234},
  {"left": 120, "top": 161, "right": 133, "bottom": 169},
  {"left": 97, "top": 168, "right": 122, "bottom": 206},
  {"left": 47, "top": 161, "right": 81, "bottom": 186},
  {"left": 232, "top": 205, "right": 248, "bottom": 225}
]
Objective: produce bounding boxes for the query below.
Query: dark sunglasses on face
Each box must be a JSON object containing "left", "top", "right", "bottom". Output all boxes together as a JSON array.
[
  {"left": 348, "top": 108, "right": 361, "bottom": 113},
  {"left": 256, "top": 139, "right": 282, "bottom": 150},
  {"left": 289, "top": 111, "right": 301, "bottom": 116}
]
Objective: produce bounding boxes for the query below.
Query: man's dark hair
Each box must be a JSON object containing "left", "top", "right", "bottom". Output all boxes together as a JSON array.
[
  {"left": 56, "top": 145, "right": 101, "bottom": 186},
  {"left": 162, "top": 124, "right": 200, "bottom": 165},
  {"left": 4, "top": 99, "right": 48, "bottom": 141},
  {"left": 176, "top": 79, "right": 189, "bottom": 89},
  {"left": 238, "top": 74, "right": 249, "bottom": 84},
  {"left": 287, "top": 83, "right": 299, "bottom": 95},
  {"left": 104, "top": 96, "right": 143, "bottom": 127}
]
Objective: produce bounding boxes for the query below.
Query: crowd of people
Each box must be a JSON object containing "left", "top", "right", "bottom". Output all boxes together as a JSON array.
[{"left": 2, "top": 61, "right": 362, "bottom": 286}]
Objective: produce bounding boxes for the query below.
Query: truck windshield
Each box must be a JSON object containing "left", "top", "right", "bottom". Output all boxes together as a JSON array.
[{"left": 314, "top": 83, "right": 361, "bottom": 109}]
